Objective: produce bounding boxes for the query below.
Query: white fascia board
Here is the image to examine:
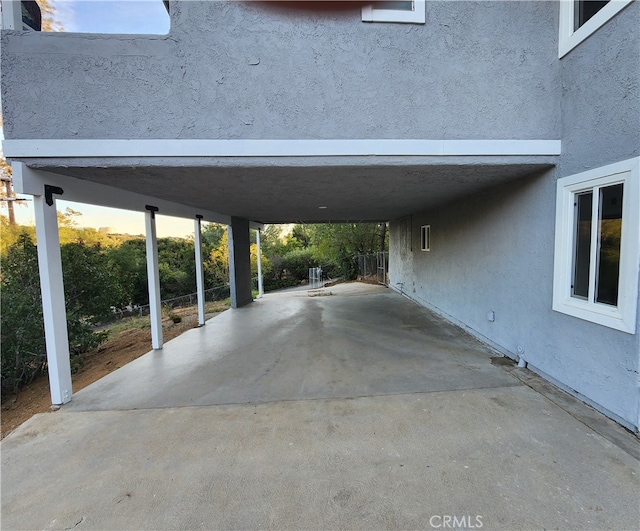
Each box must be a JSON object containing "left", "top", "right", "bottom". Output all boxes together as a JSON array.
[
  {"left": 2, "top": 139, "right": 562, "bottom": 158},
  {"left": 12, "top": 162, "right": 231, "bottom": 225},
  {"left": 443, "top": 140, "right": 561, "bottom": 156}
]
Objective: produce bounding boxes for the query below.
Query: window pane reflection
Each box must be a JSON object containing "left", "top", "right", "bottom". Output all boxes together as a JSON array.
[
  {"left": 374, "top": 1, "right": 414, "bottom": 12},
  {"left": 596, "top": 184, "right": 623, "bottom": 306},
  {"left": 574, "top": 0, "right": 609, "bottom": 30},
  {"left": 572, "top": 191, "right": 593, "bottom": 300}
]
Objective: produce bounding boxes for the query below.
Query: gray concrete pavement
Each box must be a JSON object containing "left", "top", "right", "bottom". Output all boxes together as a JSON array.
[
  {"left": 2, "top": 283, "right": 639, "bottom": 530},
  {"left": 64, "top": 283, "right": 518, "bottom": 412}
]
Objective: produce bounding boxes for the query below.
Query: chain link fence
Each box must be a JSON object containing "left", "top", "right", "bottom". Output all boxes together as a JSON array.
[
  {"left": 357, "top": 254, "right": 378, "bottom": 281},
  {"left": 108, "top": 278, "right": 259, "bottom": 332},
  {"left": 357, "top": 252, "right": 388, "bottom": 285}
]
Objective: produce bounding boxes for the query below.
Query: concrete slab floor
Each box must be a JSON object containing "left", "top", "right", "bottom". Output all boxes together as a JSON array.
[
  {"left": 2, "top": 283, "right": 639, "bottom": 530},
  {"left": 64, "top": 283, "right": 519, "bottom": 412}
]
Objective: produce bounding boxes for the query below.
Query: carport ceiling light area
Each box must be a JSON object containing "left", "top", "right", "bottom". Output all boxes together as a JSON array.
[{"left": 36, "top": 162, "right": 554, "bottom": 223}]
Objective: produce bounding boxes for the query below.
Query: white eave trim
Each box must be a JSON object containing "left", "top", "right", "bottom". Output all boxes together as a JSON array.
[
  {"left": 2, "top": 139, "right": 562, "bottom": 159},
  {"left": 10, "top": 162, "right": 245, "bottom": 226}
]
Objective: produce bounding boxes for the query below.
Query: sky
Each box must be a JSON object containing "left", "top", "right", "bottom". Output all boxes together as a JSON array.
[
  {"left": 54, "top": 0, "right": 170, "bottom": 34},
  {"left": 1, "top": 1, "right": 199, "bottom": 238}
]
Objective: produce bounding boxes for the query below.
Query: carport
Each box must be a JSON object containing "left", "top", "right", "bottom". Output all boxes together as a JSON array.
[
  {"left": 5, "top": 139, "right": 559, "bottom": 408},
  {"left": 2, "top": 283, "right": 638, "bottom": 529}
]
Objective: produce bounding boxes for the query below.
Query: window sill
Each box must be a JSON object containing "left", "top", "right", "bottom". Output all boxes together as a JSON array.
[{"left": 552, "top": 298, "right": 634, "bottom": 334}]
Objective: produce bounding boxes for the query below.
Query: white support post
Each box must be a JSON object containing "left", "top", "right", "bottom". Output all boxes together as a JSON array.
[
  {"left": 145, "top": 207, "right": 163, "bottom": 350},
  {"left": 256, "top": 228, "right": 264, "bottom": 299},
  {"left": 33, "top": 192, "right": 73, "bottom": 405},
  {"left": 194, "top": 215, "right": 206, "bottom": 326}
]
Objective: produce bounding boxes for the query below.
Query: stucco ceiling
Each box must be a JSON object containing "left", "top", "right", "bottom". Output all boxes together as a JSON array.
[{"left": 33, "top": 158, "right": 555, "bottom": 223}]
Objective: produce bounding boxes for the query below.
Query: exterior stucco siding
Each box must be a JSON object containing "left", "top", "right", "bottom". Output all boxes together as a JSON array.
[
  {"left": 2, "top": 1, "right": 559, "bottom": 140},
  {"left": 389, "top": 170, "right": 639, "bottom": 429},
  {"left": 558, "top": 0, "right": 640, "bottom": 176},
  {"left": 390, "top": 2, "right": 640, "bottom": 429},
  {"left": 556, "top": 0, "right": 640, "bottom": 425}
]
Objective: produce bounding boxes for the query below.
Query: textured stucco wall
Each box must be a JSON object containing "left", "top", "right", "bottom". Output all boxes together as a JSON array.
[
  {"left": 390, "top": 170, "right": 639, "bottom": 429},
  {"left": 556, "top": 0, "right": 640, "bottom": 427},
  {"left": 2, "top": 1, "right": 559, "bottom": 140},
  {"left": 558, "top": 0, "right": 640, "bottom": 176},
  {"left": 390, "top": 3, "right": 640, "bottom": 429}
]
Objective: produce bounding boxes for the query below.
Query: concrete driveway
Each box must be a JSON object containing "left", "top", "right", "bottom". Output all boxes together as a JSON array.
[{"left": 2, "top": 283, "right": 638, "bottom": 530}]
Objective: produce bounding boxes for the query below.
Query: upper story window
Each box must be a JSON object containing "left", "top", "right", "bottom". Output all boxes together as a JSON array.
[
  {"left": 362, "top": 0, "right": 425, "bottom": 24},
  {"left": 575, "top": 0, "right": 609, "bottom": 27},
  {"left": 1, "top": 0, "right": 170, "bottom": 34},
  {"left": 21, "top": 0, "right": 41, "bottom": 30},
  {"left": 558, "top": 0, "right": 634, "bottom": 58},
  {"left": 552, "top": 157, "right": 639, "bottom": 334},
  {"left": 0, "top": 0, "right": 40, "bottom": 30}
]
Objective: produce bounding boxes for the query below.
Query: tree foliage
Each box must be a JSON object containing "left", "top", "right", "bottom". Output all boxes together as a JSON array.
[
  {"left": 1, "top": 235, "right": 125, "bottom": 394},
  {"left": 308, "top": 223, "right": 383, "bottom": 258},
  {"left": 279, "top": 249, "right": 316, "bottom": 280},
  {"left": 201, "top": 222, "right": 226, "bottom": 250},
  {"left": 207, "top": 231, "right": 230, "bottom": 287},
  {"left": 37, "top": 0, "right": 63, "bottom": 31},
  {"left": 61, "top": 242, "right": 128, "bottom": 324},
  {"left": 106, "top": 239, "right": 148, "bottom": 305},
  {"left": 205, "top": 230, "right": 272, "bottom": 287},
  {"left": 0, "top": 235, "right": 46, "bottom": 393},
  {"left": 0, "top": 216, "right": 36, "bottom": 254}
]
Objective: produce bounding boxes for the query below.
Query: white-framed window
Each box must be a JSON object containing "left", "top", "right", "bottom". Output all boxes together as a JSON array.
[
  {"left": 552, "top": 157, "right": 640, "bottom": 334},
  {"left": 1, "top": 0, "right": 170, "bottom": 34},
  {"left": 421, "top": 225, "right": 431, "bottom": 251},
  {"left": 0, "top": 0, "right": 36, "bottom": 30},
  {"left": 558, "top": 0, "right": 634, "bottom": 58},
  {"left": 362, "top": 0, "right": 425, "bottom": 24}
]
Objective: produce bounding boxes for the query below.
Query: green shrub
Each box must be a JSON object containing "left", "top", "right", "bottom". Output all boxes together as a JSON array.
[
  {"left": 337, "top": 253, "right": 359, "bottom": 281},
  {"left": 280, "top": 249, "right": 316, "bottom": 281},
  {"left": 1, "top": 236, "right": 124, "bottom": 396},
  {"left": 263, "top": 278, "right": 299, "bottom": 292},
  {"left": 1, "top": 235, "right": 47, "bottom": 393}
]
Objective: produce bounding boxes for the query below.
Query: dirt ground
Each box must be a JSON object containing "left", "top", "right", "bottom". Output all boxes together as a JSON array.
[{"left": 1, "top": 305, "right": 228, "bottom": 439}]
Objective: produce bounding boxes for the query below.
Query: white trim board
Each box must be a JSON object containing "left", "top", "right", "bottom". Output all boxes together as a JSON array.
[
  {"left": 11, "top": 162, "right": 237, "bottom": 226},
  {"left": 2, "top": 139, "right": 562, "bottom": 159}
]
